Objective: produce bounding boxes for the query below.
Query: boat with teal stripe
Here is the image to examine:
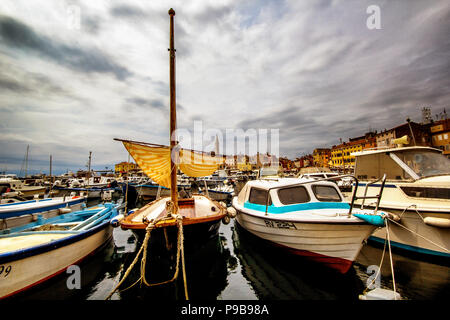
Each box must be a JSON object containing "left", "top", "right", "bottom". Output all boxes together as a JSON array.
[
  {"left": 232, "top": 177, "right": 387, "bottom": 273},
  {"left": 0, "top": 202, "right": 123, "bottom": 299},
  {"left": 0, "top": 195, "right": 87, "bottom": 231}
]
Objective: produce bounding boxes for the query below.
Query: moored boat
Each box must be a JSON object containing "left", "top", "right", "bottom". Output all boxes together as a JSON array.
[
  {"left": 232, "top": 177, "right": 386, "bottom": 273},
  {"left": 135, "top": 182, "right": 191, "bottom": 200},
  {"left": 352, "top": 145, "right": 450, "bottom": 258},
  {"left": 0, "top": 202, "right": 122, "bottom": 299},
  {"left": 0, "top": 195, "right": 86, "bottom": 230},
  {"left": 120, "top": 194, "right": 227, "bottom": 245},
  {"left": 108, "top": 10, "right": 232, "bottom": 299},
  {"left": 0, "top": 178, "right": 46, "bottom": 199}
]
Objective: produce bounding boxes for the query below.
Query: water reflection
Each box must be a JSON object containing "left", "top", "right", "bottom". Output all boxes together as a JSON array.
[
  {"left": 232, "top": 222, "right": 366, "bottom": 300},
  {"left": 6, "top": 198, "right": 449, "bottom": 301},
  {"left": 10, "top": 237, "right": 118, "bottom": 300},
  {"left": 354, "top": 244, "right": 450, "bottom": 300},
  {"left": 113, "top": 230, "right": 229, "bottom": 300}
]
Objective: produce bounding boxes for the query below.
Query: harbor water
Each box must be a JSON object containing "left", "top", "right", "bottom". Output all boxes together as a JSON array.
[{"left": 6, "top": 199, "right": 449, "bottom": 301}]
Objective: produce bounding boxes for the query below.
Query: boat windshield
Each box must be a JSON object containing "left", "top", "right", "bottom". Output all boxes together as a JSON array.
[
  {"left": 260, "top": 168, "right": 278, "bottom": 177},
  {"left": 396, "top": 150, "right": 450, "bottom": 178}
]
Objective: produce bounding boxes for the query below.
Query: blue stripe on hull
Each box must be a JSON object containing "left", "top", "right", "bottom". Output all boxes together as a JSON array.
[
  {"left": 243, "top": 201, "right": 350, "bottom": 214},
  {"left": 0, "top": 198, "right": 85, "bottom": 219},
  {"left": 369, "top": 236, "right": 450, "bottom": 258},
  {"left": 0, "top": 220, "right": 111, "bottom": 264}
]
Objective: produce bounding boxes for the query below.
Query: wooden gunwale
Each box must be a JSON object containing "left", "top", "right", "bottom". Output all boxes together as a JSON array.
[{"left": 120, "top": 196, "right": 226, "bottom": 230}]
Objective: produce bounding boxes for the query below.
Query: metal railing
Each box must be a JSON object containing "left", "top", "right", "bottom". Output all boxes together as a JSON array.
[{"left": 349, "top": 174, "right": 386, "bottom": 215}]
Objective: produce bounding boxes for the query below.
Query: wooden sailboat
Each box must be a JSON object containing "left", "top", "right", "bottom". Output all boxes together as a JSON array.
[
  {"left": 115, "top": 9, "right": 229, "bottom": 243},
  {"left": 107, "top": 10, "right": 232, "bottom": 300}
]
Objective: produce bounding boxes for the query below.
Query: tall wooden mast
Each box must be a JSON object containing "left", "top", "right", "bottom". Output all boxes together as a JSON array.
[{"left": 168, "top": 8, "right": 178, "bottom": 213}]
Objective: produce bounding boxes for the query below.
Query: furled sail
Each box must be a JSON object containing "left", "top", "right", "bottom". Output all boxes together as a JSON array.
[{"left": 119, "top": 139, "right": 223, "bottom": 189}]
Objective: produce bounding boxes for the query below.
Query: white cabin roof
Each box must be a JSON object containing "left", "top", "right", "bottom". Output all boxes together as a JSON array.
[
  {"left": 352, "top": 146, "right": 442, "bottom": 157},
  {"left": 244, "top": 177, "right": 326, "bottom": 190}
]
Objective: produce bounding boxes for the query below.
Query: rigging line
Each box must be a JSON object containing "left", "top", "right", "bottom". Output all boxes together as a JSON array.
[
  {"left": 387, "top": 217, "right": 449, "bottom": 252},
  {"left": 115, "top": 138, "right": 227, "bottom": 158},
  {"left": 386, "top": 219, "right": 398, "bottom": 299}
]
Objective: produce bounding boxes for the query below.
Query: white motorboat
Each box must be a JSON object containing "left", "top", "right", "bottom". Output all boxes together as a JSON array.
[{"left": 232, "top": 177, "right": 386, "bottom": 273}]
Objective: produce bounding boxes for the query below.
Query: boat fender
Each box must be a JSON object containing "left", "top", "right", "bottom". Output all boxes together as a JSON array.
[
  {"left": 222, "top": 215, "right": 231, "bottom": 225},
  {"left": 384, "top": 212, "right": 401, "bottom": 222},
  {"left": 58, "top": 208, "right": 72, "bottom": 214},
  {"left": 353, "top": 213, "right": 385, "bottom": 227},
  {"left": 359, "top": 288, "right": 401, "bottom": 300},
  {"left": 424, "top": 217, "right": 450, "bottom": 228},
  {"left": 219, "top": 201, "right": 227, "bottom": 208},
  {"left": 111, "top": 214, "right": 124, "bottom": 227},
  {"left": 127, "top": 208, "right": 137, "bottom": 216},
  {"left": 227, "top": 207, "right": 237, "bottom": 218}
]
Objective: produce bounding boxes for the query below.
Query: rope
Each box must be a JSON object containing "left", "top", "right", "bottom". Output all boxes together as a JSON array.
[
  {"left": 398, "top": 204, "right": 425, "bottom": 221},
  {"left": 386, "top": 217, "right": 449, "bottom": 253},
  {"left": 105, "top": 218, "right": 160, "bottom": 300},
  {"left": 105, "top": 200, "right": 189, "bottom": 300},
  {"left": 386, "top": 219, "right": 398, "bottom": 299},
  {"left": 363, "top": 233, "right": 387, "bottom": 294}
]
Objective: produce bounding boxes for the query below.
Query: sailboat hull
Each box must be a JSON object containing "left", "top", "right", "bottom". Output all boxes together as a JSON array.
[{"left": 120, "top": 195, "right": 227, "bottom": 249}]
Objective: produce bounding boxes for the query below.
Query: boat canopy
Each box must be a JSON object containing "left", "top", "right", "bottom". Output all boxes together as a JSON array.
[
  {"left": 354, "top": 147, "right": 450, "bottom": 181},
  {"left": 119, "top": 139, "right": 224, "bottom": 188}
]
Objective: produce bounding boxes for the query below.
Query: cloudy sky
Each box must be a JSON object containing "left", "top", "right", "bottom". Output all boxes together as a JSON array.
[{"left": 0, "top": 0, "right": 449, "bottom": 175}]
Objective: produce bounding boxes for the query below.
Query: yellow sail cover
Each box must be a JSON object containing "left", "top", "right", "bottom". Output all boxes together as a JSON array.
[{"left": 122, "top": 140, "right": 223, "bottom": 188}]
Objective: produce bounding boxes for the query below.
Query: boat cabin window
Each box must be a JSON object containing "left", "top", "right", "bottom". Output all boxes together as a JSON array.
[
  {"left": 312, "top": 185, "right": 342, "bottom": 202},
  {"left": 355, "top": 153, "right": 405, "bottom": 180},
  {"left": 277, "top": 186, "right": 310, "bottom": 205},
  {"left": 399, "top": 150, "right": 450, "bottom": 178},
  {"left": 248, "top": 188, "right": 272, "bottom": 205}
]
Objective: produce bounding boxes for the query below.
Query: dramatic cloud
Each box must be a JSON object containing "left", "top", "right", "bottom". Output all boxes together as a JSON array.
[
  {"left": 0, "top": 15, "right": 132, "bottom": 80},
  {"left": 0, "top": 0, "right": 449, "bottom": 174}
]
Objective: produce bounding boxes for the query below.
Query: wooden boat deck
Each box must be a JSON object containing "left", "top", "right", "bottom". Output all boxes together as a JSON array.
[{"left": 121, "top": 196, "right": 226, "bottom": 230}]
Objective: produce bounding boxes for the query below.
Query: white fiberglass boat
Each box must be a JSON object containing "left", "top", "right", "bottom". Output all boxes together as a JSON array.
[{"left": 232, "top": 177, "right": 386, "bottom": 273}]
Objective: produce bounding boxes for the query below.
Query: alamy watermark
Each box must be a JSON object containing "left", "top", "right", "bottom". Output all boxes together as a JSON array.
[
  {"left": 366, "top": 265, "right": 381, "bottom": 289},
  {"left": 169, "top": 120, "right": 280, "bottom": 169},
  {"left": 366, "top": 5, "right": 382, "bottom": 30},
  {"left": 66, "top": 264, "right": 81, "bottom": 290}
]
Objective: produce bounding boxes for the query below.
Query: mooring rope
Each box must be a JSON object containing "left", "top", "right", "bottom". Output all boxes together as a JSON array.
[
  {"left": 105, "top": 201, "right": 189, "bottom": 300},
  {"left": 385, "top": 219, "right": 398, "bottom": 299},
  {"left": 363, "top": 232, "right": 387, "bottom": 295},
  {"left": 386, "top": 217, "right": 449, "bottom": 253}
]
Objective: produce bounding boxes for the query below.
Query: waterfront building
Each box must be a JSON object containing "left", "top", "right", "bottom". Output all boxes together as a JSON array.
[
  {"left": 312, "top": 148, "right": 331, "bottom": 168},
  {"left": 430, "top": 118, "right": 450, "bottom": 158},
  {"left": 330, "top": 132, "right": 376, "bottom": 171},
  {"left": 376, "top": 129, "right": 396, "bottom": 148},
  {"left": 115, "top": 161, "right": 138, "bottom": 174}
]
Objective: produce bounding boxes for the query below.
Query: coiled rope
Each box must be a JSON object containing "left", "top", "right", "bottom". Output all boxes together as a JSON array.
[{"left": 105, "top": 200, "right": 189, "bottom": 300}]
